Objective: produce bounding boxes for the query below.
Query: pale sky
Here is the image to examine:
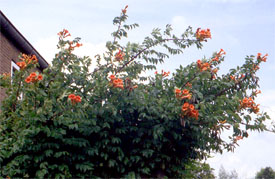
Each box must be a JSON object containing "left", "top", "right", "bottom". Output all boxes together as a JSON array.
[{"left": 1, "top": 0, "right": 275, "bottom": 178}]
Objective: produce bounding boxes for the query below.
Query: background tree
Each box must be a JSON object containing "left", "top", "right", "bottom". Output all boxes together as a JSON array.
[
  {"left": 0, "top": 6, "right": 272, "bottom": 178},
  {"left": 256, "top": 167, "right": 275, "bottom": 179},
  {"left": 218, "top": 166, "right": 238, "bottom": 179},
  {"left": 182, "top": 160, "right": 215, "bottom": 179}
]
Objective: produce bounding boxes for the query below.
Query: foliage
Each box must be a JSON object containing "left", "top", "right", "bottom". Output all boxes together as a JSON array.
[
  {"left": 218, "top": 166, "right": 238, "bottom": 179},
  {"left": 182, "top": 160, "right": 215, "bottom": 179},
  {"left": 256, "top": 167, "right": 275, "bottom": 179},
  {"left": 0, "top": 5, "right": 272, "bottom": 178}
]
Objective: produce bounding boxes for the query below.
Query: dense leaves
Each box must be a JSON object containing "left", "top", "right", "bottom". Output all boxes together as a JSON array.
[
  {"left": 0, "top": 6, "right": 272, "bottom": 178},
  {"left": 256, "top": 167, "right": 275, "bottom": 179}
]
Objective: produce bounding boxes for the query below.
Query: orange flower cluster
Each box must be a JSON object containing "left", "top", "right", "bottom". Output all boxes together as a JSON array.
[
  {"left": 2, "top": 72, "right": 11, "bottom": 79},
  {"left": 17, "top": 54, "right": 38, "bottom": 70},
  {"left": 122, "top": 5, "right": 128, "bottom": 14},
  {"left": 115, "top": 50, "right": 125, "bottom": 61},
  {"left": 58, "top": 29, "right": 71, "bottom": 39},
  {"left": 175, "top": 89, "right": 192, "bottom": 100},
  {"left": 234, "top": 136, "right": 243, "bottom": 141},
  {"left": 230, "top": 74, "right": 245, "bottom": 82},
  {"left": 69, "top": 41, "right": 83, "bottom": 50},
  {"left": 230, "top": 75, "right": 236, "bottom": 81},
  {"left": 240, "top": 97, "right": 260, "bottom": 113},
  {"left": 196, "top": 28, "right": 211, "bottom": 41},
  {"left": 197, "top": 60, "right": 210, "bottom": 72},
  {"left": 185, "top": 82, "right": 192, "bottom": 88},
  {"left": 254, "top": 90, "right": 261, "bottom": 96},
  {"left": 68, "top": 94, "right": 81, "bottom": 104},
  {"left": 181, "top": 102, "right": 199, "bottom": 120},
  {"left": 253, "top": 64, "right": 260, "bottom": 71},
  {"left": 109, "top": 75, "right": 124, "bottom": 89},
  {"left": 155, "top": 70, "right": 170, "bottom": 77},
  {"left": 211, "top": 49, "right": 226, "bottom": 62},
  {"left": 219, "top": 120, "right": 227, "bottom": 124},
  {"left": 25, "top": 72, "right": 43, "bottom": 83},
  {"left": 257, "top": 53, "right": 268, "bottom": 62}
]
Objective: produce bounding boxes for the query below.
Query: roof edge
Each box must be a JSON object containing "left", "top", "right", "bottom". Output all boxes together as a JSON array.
[{"left": 0, "top": 11, "right": 49, "bottom": 70}]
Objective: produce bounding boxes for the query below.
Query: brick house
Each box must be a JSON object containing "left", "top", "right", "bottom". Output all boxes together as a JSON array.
[{"left": 0, "top": 11, "right": 48, "bottom": 106}]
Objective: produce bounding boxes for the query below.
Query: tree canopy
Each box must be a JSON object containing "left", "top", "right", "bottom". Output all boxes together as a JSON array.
[{"left": 256, "top": 167, "right": 275, "bottom": 179}]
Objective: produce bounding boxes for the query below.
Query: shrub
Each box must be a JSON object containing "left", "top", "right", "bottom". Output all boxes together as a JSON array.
[{"left": 0, "top": 6, "right": 271, "bottom": 178}]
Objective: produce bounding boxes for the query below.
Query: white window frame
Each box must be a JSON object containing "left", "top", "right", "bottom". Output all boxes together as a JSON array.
[
  {"left": 11, "top": 60, "right": 23, "bottom": 99},
  {"left": 11, "top": 60, "right": 20, "bottom": 81}
]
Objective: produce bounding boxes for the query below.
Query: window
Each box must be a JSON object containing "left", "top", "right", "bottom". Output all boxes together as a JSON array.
[
  {"left": 11, "top": 60, "right": 23, "bottom": 99},
  {"left": 11, "top": 60, "right": 19, "bottom": 82}
]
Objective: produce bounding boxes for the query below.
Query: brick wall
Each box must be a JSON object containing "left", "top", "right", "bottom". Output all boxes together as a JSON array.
[
  {"left": 0, "top": 32, "right": 22, "bottom": 106},
  {"left": 0, "top": 32, "right": 43, "bottom": 106}
]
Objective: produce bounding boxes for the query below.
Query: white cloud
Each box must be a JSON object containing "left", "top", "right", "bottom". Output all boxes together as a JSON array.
[
  {"left": 34, "top": 36, "right": 59, "bottom": 64},
  {"left": 34, "top": 36, "right": 107, "bottom": 69}
]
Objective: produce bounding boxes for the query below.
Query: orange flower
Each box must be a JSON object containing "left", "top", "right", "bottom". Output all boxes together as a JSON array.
[
  {"left": 162, "top": 71, "right": 170, "bottom": 77},
  {"left": 37, "top": 74, "right": 43, "bottom": 81},
  {"left": 25, "top": 72, "right": 43, "bottom": 83},
  {"left": 109, "top": 74, "right": 116, "bottom": 81},
  {"left": 211, "top": 49, "right": 226, "bottom": 62},
  {"left": 190, "top": 109, "right": 199, "bottom": 120},
  {"left": 68, "top": 94, "right": 76, "bottom": 99},
  {"left": 69, "top": 42, "right": 83, "bottom": 50},
  {"left": 30, "top": 72, "right": 37, "bottom": 77},
  {"left": 201, "top": 62, "right": 210, "bottom": 71},
  {"left": 197, "top": 60, "right": 210, "bottom": 72},
  {"left": 175, "top": 88, "right": 181, "bottom": 94},
  {"left": 133, "top": 85, "right": 138, "bottom": 89},
  {"left": 181, "top": 102, "right": 189, "bottom": 112},
  {"left": 115, "top": 50, "right": 125, "bottom": 61},
  {"left": 18, "top": 54, "right": 38, "bottom": 68},
  {"left": 75, "top": 95, "right": 81, "bottom": 103},
  {"left": 255, "top": 90, "right": 261, "bottom": 95},
  {"left": 219, "top": 120, "right": 227, "bottom": 124},
  {"left": 109, "top": 75, "right": 124, "bottom": 89},
  {"left": 189, "top": 104, "right": 195, "bottom": 111},
  {"left": 2, "top": 72, "right": 10, "bottom": 79},
  {"left": 182, "top": 89, "right": 189, "bottom": 95},
  {"left": 212, "top": 68, "right": 218, "bottom": 73},
  {"left": 197, "top": 60, "right": 211, "bottom": 72},
  {"left": 122, "top": 5, "right": 128, "bottom": 14},
  {"left": 230, "top": 75, "right": 235, "bottom": 81},
  {"left": 197, "top": 60, "right": 202, "bottom": 68},
  {"left": 181, "top": 94, "right": 192, "bottom": 100},
  {"left": 257, "top": 53, "right": 268, "bottom": 62},
  {"left": 175, "top": 89, "right": 192, "bottom": 100},
  {"left": 17, "top": 61, "right": 26, "bottom": 70},
  {"left": 156, "top": 70, "right": 170, "bottom": 77},
  {"left": 58, "top": 29, "right": 71, "bottom": 38},
  {"left": 185, "top": 82, "right": 192, "bottom": 88},
  {"left": 68, "top": 94, "right": 81, "bottom": 104},
  {"left": 196, "top": 28, "right": 211, "bottom": 41},
  {"left": 240, "top": 97, "right": 259, "bottom": 114},
  {"left": 181, "top": 102, "right": 199, "bottom": 120},
  {"left": 235, "top": 136, "right": 243, "bottom": 141},
  {"left": 31, "top": 55, "right": 38, "bottom": 63},
  {"left": 252, "top": 64, "right": 260, "bottom": 71},
  {"left": 25, "top": 77, "right": 31, "bottom": 83}
]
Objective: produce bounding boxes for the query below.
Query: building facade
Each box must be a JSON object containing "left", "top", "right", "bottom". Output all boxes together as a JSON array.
[{"left": 0, "top": 11, "right": 48, "bottom": 106}]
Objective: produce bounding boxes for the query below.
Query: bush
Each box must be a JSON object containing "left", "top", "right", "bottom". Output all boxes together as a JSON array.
[{"left": 0, "top": 6, "right": 271, "bottom": 178}]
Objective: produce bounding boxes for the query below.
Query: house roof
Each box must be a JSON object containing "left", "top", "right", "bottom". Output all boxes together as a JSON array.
[{"left": 0, "top": 11, "right": 48, "bottom": 70}]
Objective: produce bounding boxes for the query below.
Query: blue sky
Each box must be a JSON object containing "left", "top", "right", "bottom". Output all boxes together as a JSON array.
[{"left": 1, "top": 0, "right": 275, "bottom": 178}]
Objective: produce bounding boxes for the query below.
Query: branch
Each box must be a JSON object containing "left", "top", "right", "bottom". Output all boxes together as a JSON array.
[{"left": 115, "top": 38, "right": 187, "bottom": 74}]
